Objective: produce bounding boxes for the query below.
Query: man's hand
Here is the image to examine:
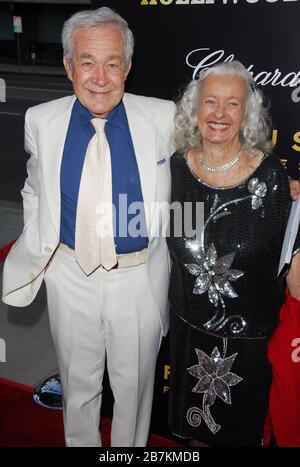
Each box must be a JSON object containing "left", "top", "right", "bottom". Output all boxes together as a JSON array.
[{"left": 289, "top": 179, "right": 300, "bottom": 201}]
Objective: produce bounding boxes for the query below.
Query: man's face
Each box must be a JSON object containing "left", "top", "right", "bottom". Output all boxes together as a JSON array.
[{"left": 64, "top": 23, "right": 131, "bottom": 117}]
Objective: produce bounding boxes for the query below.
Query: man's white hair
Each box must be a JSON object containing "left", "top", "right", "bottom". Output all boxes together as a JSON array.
[{"left": 62, "top": 7, "right": 134, "bottom": 65}]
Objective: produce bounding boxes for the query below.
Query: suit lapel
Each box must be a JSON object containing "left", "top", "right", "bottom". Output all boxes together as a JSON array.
[
  {"left": 41, "top": 96, "right": 76, "bottom": 234},
  {"left": 124, "top": 96, "right": 157, "bottom": 239}
]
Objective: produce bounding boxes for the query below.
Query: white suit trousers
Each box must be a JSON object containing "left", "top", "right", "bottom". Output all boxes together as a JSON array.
[{"left": 44, "top": 245, "right": 162, "bottom": 447}]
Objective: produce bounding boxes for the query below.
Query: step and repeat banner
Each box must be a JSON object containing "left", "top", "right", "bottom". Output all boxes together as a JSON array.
[{"left": 93, "top": 0, "right": 300, "bottom": 436}]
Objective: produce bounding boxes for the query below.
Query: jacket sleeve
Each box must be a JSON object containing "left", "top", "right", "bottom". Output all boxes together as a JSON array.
[{"left": 21, "top": 108, "right": 40, "bottom": 228}]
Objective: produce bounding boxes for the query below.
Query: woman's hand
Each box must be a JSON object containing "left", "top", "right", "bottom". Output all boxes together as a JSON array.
[{"left": 289, "top": 179, "right": 300, "bottom": 201}]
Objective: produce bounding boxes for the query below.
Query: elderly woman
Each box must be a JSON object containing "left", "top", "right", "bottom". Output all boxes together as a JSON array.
[{"left": 167, "top": 60, "right": 300, "bottom": 447}]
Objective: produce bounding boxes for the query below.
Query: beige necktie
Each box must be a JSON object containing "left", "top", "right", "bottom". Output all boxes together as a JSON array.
[{"left": 75, "top": 118, "right": 117, "bottom": 275}]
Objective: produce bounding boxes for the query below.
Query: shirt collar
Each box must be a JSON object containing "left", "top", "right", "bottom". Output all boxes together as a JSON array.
[
  {"left": 76, "top": 99, "right": 94, "bottom": 130},
  {"left": 106, "top": 100, "right": 125, "bottom": 129},
  {"left": 76, "top": 99, "right": 125, "bottom": 130}
]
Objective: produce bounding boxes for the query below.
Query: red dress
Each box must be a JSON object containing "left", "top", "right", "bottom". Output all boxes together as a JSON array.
[{"left": 264, "top": 290, "right": 300, "bottom": 447}]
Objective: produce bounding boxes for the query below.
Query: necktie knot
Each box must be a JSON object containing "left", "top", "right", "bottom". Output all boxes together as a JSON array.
[{"left": 91, "top": 117, "right": 106, "bottom": 134}]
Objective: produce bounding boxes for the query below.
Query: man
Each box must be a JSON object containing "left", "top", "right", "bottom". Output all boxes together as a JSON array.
[{"left": 2, "top": 7, "right": 175, "bottom": 447}]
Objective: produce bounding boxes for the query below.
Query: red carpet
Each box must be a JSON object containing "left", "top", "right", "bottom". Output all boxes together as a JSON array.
[
  {"left": 0, "top": 239, "right": 16, "bottom": 263},
  {"left": 1, "top": 245, "right": 182, "bottom": 448},
  {"left": 0, "top": 378, "right": 182, "bottom": 447}
]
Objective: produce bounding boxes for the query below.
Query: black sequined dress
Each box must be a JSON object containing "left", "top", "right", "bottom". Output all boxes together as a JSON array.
[{"left": 167, "top": 152, "right": 300, "bottom": 446}]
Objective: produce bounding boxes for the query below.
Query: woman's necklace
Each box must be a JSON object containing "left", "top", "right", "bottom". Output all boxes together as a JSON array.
[{"left": 197, "top": 152, "right": 240, "bottom": 173}]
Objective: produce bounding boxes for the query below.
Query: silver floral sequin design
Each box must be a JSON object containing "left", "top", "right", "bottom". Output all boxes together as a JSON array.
[
  {"left": 186, "top": 344, "right": 243, "bottom": 434},
  {"left": 248, "top": 178, "right": 267, "bottom": 210},
  {"left": 185, "top": 243, "right": 243, "bottom": 308},
  {"left": 184, "top": 242, "right": 245, "bottom": 333},
  {"left": 184, "top": 178, "right": 267, "bottom": 334}
]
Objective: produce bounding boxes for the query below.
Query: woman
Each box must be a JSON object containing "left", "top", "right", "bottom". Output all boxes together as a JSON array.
[{"left": 167, "top": 60, "right": 300, "bottom": 447}]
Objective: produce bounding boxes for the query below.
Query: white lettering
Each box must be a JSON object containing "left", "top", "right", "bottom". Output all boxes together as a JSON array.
[
  {"left": 128, "top": 202, "right": 147, "bottom": 238},
  {"left": 187, "top": 48, "right": 225, "bottom": 79},
  {"left": 291, "top": 338, "right": 300, "bottom": 363},
  {"left": 269, "top": 70, "right": 284, "bottom": 86},
  {"left": 291, "top": 86, "right": 300, "bottom": 103},
  {"left": 280, "top": 72, "right": 300, "bottom": 87},
  {"left": 99, "top": 453, "right": 134, "bottom": 464},
  {"left": 186, "top": 48, "right": 300, "bottom": 88}
]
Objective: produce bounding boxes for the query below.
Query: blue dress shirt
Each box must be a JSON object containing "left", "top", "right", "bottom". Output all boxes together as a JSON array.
[{"left": 60, "top": 99, "right": 148, "bottom": 254}]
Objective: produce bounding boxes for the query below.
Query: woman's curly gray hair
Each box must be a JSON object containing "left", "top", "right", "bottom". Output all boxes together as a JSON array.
[
  {"left": 174, "top": 60, "right": 272, "bottom": 154},
  {"left": 62, "top": 7, "right": 134, "bottom": 66}
]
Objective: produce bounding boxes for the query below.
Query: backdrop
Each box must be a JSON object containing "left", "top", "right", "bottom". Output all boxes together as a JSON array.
[{"left": 93, "top": 0, "right": 300, "bottom": 437}]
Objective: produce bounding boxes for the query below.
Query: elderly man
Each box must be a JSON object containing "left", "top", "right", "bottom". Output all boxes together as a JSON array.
[{"left": 2, "top": 7, "right": 175, "bottom": 447}]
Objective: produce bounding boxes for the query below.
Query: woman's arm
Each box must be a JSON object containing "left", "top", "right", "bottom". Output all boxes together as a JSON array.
[{"left": 286, "top": 252, "right": 300, "bottom": 300}]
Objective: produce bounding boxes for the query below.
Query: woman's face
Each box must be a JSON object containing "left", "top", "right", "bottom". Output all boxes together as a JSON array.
[{"left": 197, "top": 73, "right": 247, "bottom": 149}]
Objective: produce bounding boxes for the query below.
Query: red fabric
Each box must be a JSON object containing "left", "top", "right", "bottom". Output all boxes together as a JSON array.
[
  {"left": 0, "top": 377, "right": 182, "bottom": 447},
  {"left": 264, "top": 291, "right": 300, "bottom": 447},
  {"left": 0, "top": 239, "right": 16, "bottom": 263}
]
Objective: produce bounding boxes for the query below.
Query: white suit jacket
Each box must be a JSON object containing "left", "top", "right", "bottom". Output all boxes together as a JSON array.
[{"left": 2, "top": 93, "right": 175, "bottom": 335}]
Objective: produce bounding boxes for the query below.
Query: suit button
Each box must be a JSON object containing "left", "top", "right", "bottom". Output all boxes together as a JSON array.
[
  {"left": 29, "top": 273, "right": 35, "bottom": 280},
  {"left": 44, "top": 246, "right": 52, "bottom": 254}
]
